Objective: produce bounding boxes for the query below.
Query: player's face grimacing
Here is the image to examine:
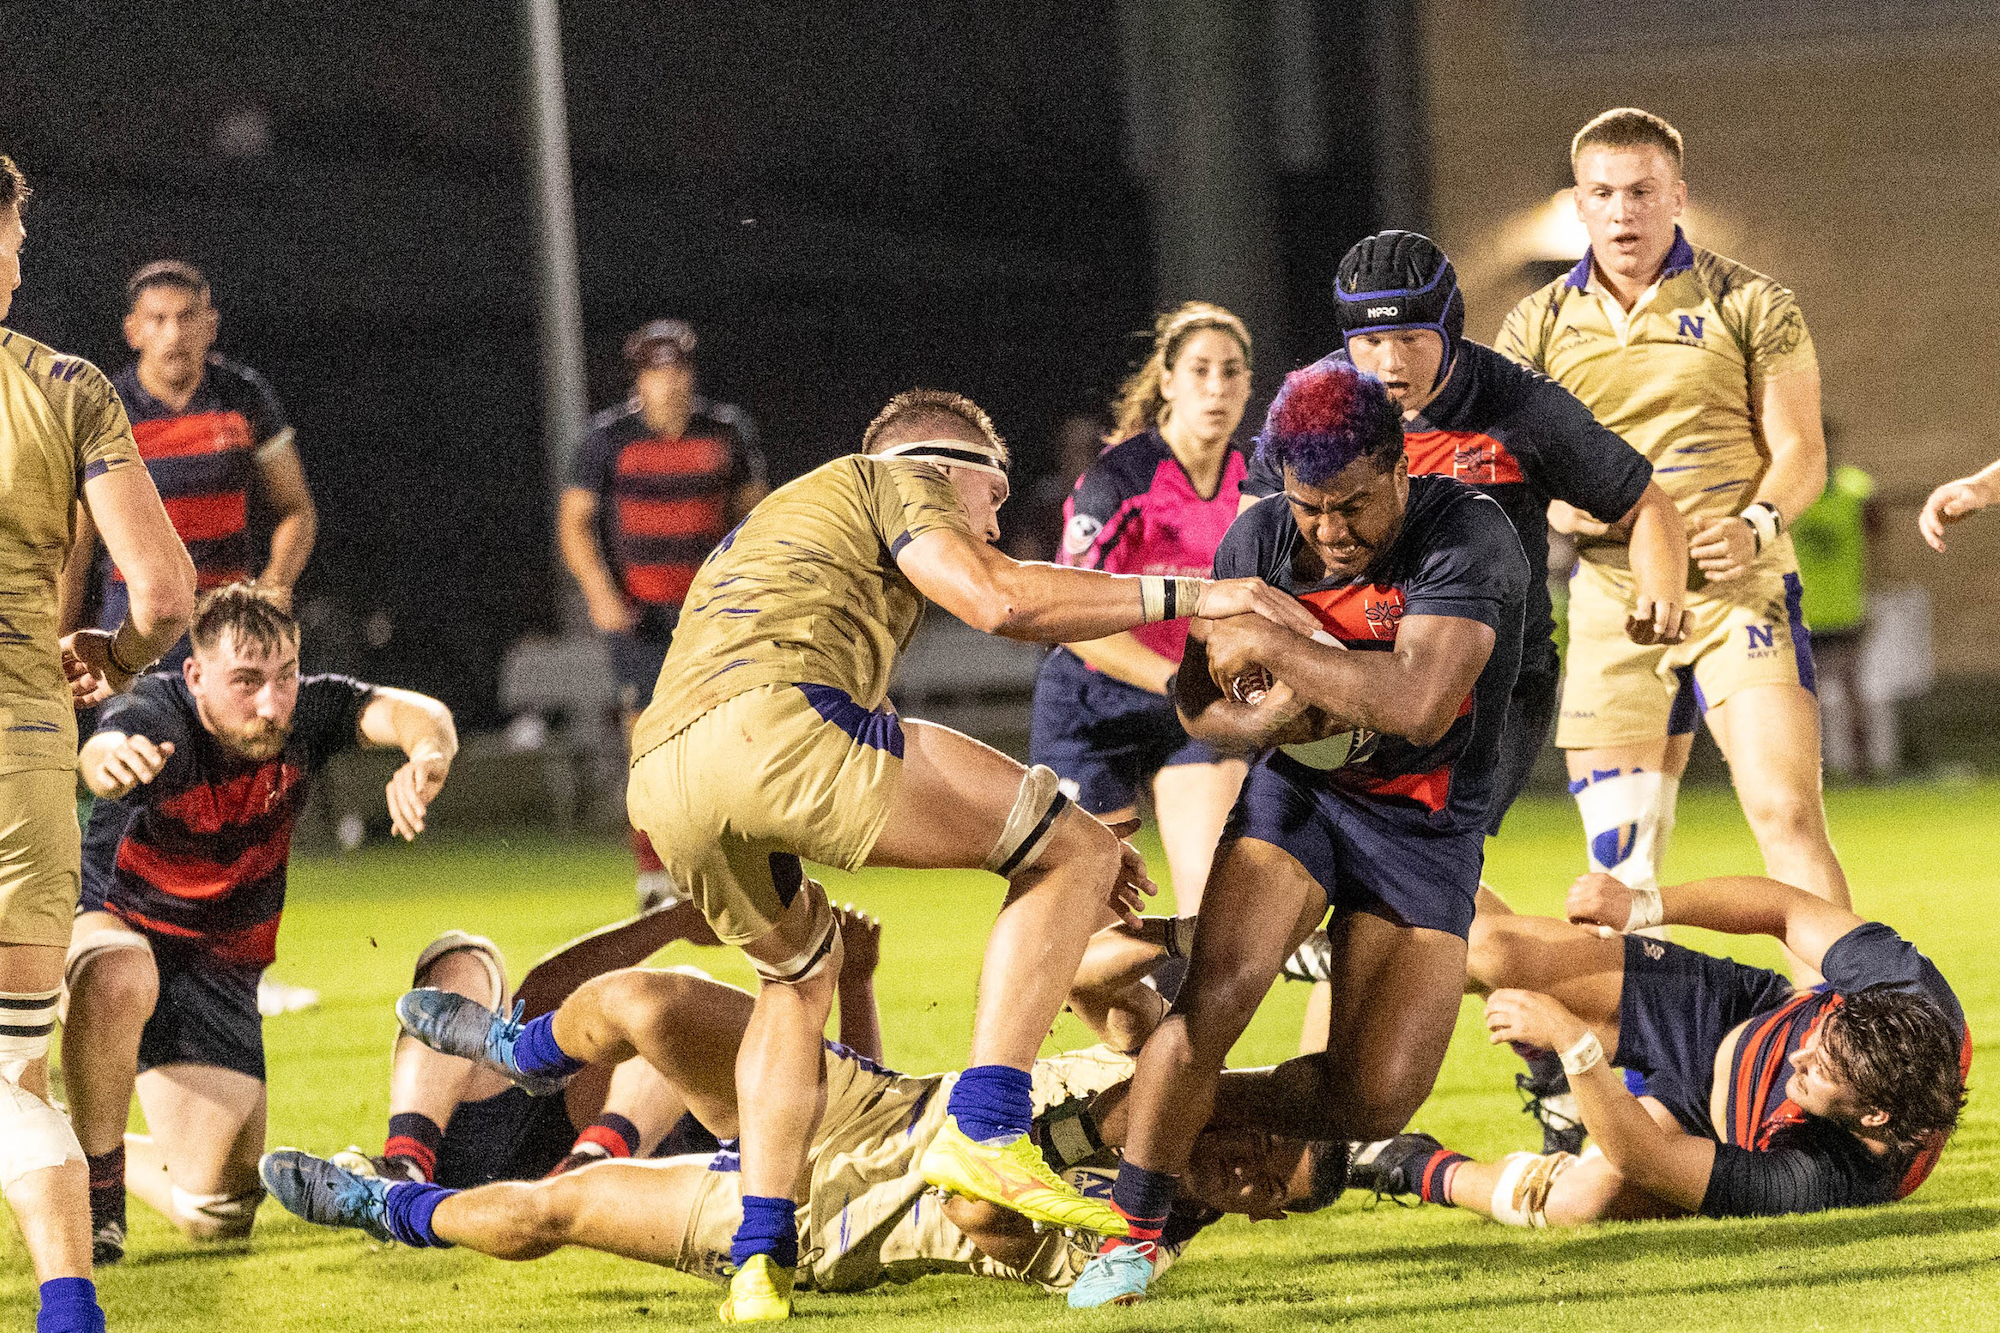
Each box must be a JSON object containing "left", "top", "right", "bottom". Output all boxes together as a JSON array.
[
  {"left": 947, "top": 465, "right": 1009, "bottom": 545},
  {"left": 1283, "top": 454, "right": 1409, "bottom": 581},
  {"left": 0, "top": 206, "right": 22, "bottom": 323},
  {"left": 1783, "top": 1020, "right": 1876, "bottom": 1127},
  {"left": 186, "top": 628, "right": 303, "bottom": 761},
  {"left": 125, "top": 283, "right": 220, "bottom": 381},
  {"left": 1572, "top": 144, "right": 1686, "bottom": 285},
  {"left": 1182, "top": 1126, "right": 1317, "bottom": 1222},
  {"left": 1346, "top": 329, "right": 1446, "bottom": 418}
]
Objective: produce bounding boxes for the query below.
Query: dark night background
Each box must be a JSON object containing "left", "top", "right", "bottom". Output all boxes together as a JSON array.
[{"left": 4, "top": 1, "right": 1403, "bottom": 724}]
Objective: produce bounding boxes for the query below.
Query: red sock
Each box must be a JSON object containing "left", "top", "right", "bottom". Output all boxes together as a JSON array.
[
  {"left": 574, "top": 1112, "right": 641, "bottom": 1159},
  {"left": 386, "top": 1113, "right": 442, "bottom": 1182},
  {"left": 630, "top": 828, "right": 664, "bottom": 875}
]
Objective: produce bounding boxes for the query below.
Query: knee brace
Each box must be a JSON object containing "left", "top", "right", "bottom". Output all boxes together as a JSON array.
[
  {"left": 1488, "top": 1150, "right": 1576, "bottom": 1228},
  {"left": 61, "top": 916, "right": 154, "bottom": 1021},
  {"left": 984, "top": 764, "right": 1070, "bottom": 877},
  {"left": 751, "top": 883, "right": 840, "bottom": 986},
  {"left": 0, "top": 988, "right": 85, "bottom": 1193},
  {"left": 170, "top": 1184, "right": 265, "bottom": 1239},
  {"left": 1572, "top": 768, "right": 1679, "bottom": 893}
]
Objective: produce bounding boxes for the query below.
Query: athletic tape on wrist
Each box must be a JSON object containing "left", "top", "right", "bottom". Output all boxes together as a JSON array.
[
  {"left": 1559, "top": 1029, "right": 1604, "bottom": 1078},
  {"left": 1140, "top": 576, "right": 1168, "bottom": 624},
  {"left": 1625, "top": 885, "right": 1665, "bottom": 932},
  {"left": 1173, "top": 577, "right": 1205, "bottom": 620},
  {"left": 1740, "top": 501, "right": 1782, "bottom": 554}
]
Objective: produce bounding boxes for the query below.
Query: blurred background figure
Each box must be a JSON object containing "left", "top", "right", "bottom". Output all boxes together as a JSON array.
[
  {"left": 1007, "top": 411, "right": 1109, "bottom": 564},
  {"left": 1790, "top": 433, "right": 1891, "bottom": 779},
  {"left": 556, "top": 319, "right": 767, "bottom": 913},
  {"left": 1030, "top": 302, "right": 1254, "bottom": 916}
]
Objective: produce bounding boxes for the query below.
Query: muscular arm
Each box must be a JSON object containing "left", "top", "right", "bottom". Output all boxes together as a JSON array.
[
  {"left": 254, "top": 440, "right": 317, "bottom": 604},
  {"left": 358, "top": 686, "right": 458, "bottom": 841},
  {"left": 1691, "top": 367, "right": 1828, "bottom": 582},
  {"left": 556, "top": 487, "right": 634, "bottom": 633},
  {"left": 58, "top": 501, "right": 98, "bottom": 635},
  {"left": 1619, "top": 482, "right": 1689, "bottom": 644},
  {"left": 1173, "top": 627, "right": 1317, "bottom": 754},
  {"left": 895, "top": 527, "right": 1320, "bottom": 643},
  {"left": 1568, "top": 871, "right": 1865, "bottom": 978},
  {"left": 1067, "top": 920, "right": 1178, "bottom": 1052},
  {"left": 77, "top": 463, "right": 197, "bottom": 677},
  {"left": 1064, "top": 631, "right": 1176, "bottom": 695}
]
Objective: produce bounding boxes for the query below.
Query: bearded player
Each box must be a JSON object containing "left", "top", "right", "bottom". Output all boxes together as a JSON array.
[
  {"left": 398, "top": 388, "right": 1319, "bottom": 1320},
  {"left": 1499, "top": 108, "right": 1846, "bottom": 983},
  {"left": 1352, "top": 872, "right": 1966, "bottom": 1227},
  {"left": 1071, "top": 359, "right": 1530, "bottom": 1307}
]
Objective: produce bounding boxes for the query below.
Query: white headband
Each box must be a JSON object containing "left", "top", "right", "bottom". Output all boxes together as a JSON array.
[{"left": 873, "top": 436, "right": 1009, "bottom": 479}]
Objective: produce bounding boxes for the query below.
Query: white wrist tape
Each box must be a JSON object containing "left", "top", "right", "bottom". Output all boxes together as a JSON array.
[
  {"left": 1740, "top": 501, "right": 1782, "bottom": 554},
  {"left": 1559, "top": 1029, "right": 1604, "bottom": 1078},
  {"left": 1140, "top": 576, "right": 1168, "bottom": 623},
  {"left": 1625, "top": 884, "right": 1665, "bottom": 932}
]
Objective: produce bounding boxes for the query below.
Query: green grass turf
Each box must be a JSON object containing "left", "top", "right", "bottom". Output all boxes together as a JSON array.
[{"left": 9, "top": 780, "right": 2000, "bottom": 1330}]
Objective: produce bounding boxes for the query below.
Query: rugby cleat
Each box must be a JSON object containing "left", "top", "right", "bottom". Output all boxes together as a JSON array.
[
  {"left": 1280, "top": 929, "right": 1334, "bottom": 984},
  {"left": 919, "top": 1116, "right": 1130, "bottom": 1237},
  {"left": 330, "top": 1146, "right": 427, "bottom": 1184},
  {"left": 1517, "top": 1071, "right": 1586, "bottom": 1156},
  {"left": 394, "top": 988, "right": 570, "bottom": 1096},
  {"left": 1067, "top": 1243, "right": 1155, "bottom": 1308},
  {"left": 90, "top": 1219, "right": 126, "bottom": 1267},
  {"left": 1348, "top": 1132, "right": 1445, "bottom": 1203},
  {"left": 718, "top": 1253, "right": 794, "bottom": 1323},
  {"left": 260, "top": 1149, "right": 396, "bottom": 1243}
]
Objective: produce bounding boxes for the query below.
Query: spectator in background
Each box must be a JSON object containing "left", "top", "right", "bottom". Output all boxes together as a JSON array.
[
  {"left": 556, "top": 319, "right": 767, "bottom": 913},
  {"left": 1791, "top": 436, "right": 1889, "bottom": 778},
  {"left": 1918, "top": 456, "right": 2000, "bottom": 552},
  {"left": 62, "top": 261, "right": 317, "bottom": 667},
  {"left": 1008, "top": 410, "right": 1109, "bottom": 563}
]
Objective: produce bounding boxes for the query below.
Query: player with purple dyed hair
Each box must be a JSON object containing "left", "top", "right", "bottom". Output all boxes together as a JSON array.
[{"left": 1070, "top": 360, "right": 1532, "bottom": 1308}]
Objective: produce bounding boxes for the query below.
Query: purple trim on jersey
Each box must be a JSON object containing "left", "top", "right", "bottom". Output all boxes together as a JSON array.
[
  {"left": 796, "top": 683, "right": 905, "bottom": 757},
  {"left": 1562, "top": 226, "right": 1694, "bottom": 292},
  {"left": 1782, "top": 573, "right": 1816, "bottom": 695}
]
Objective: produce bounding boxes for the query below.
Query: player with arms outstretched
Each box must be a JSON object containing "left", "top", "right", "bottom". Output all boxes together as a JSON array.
[
  {"left": 398, "top": 388, "right": 1318, "bottom": 1321},
  {"left": 1498, "top": 108, "right": 1846, "bottom": 975},
  {"left": 1071, "top": 360, "right": 1530, "bottom": 1307},
  {"left": 1353, "top": 872, "right": 1967, "bottom": 1226}
]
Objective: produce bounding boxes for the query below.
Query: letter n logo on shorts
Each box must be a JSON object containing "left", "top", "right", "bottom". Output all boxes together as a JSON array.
[{"left": 1746, "top": 624, "right": 1775, "bottom": 650}]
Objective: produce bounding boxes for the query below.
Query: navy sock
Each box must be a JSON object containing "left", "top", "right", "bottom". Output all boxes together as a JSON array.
[
  {"left": 1417, "top": 1148, "right": 1471, "bottom": 1204},
  {"left": 945, "top": 1064, "right": 1032, "bottom": 1142},
  {"left": 729, "top": 1195, "right": 799, "bottom": 1269},
  {"left": 385, "top": 1112, "right": 443, "bottom": 1180},
  {"left": 1103, "top": 1162, "right": 1174, "bottom": 1255},
  {"left": 37, "top": 1278, "right": 104, "bottom": 1333},
  {"left": 382, "top": 1181, "right": 458, "bottom": 1248},
  {"left": 511, "top": 1012, "right": 586, "bottom": 1079}
]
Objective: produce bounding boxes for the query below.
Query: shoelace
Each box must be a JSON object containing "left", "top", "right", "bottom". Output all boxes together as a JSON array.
[{"left": 1515, "top": 1075, "right": 1581, "bottom": 1134}]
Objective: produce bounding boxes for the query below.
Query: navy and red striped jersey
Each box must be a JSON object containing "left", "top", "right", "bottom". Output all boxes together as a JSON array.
[
  {"left": 568, "top": 398, "right": 764, "bottom": 626},
  {"left": 79, "top": 672, "right": 374, "bottom": 970},
  {"left": 100, "top": 356, "right": 291, "bottom": 625},
  {"left": 1057, "top": 430, "right": 1246, "bottom": 665},
  {"left": 1214, "top": 475, "right": 1528, "bottom": 833},
  {"left": 1244, "top": 343, "right": 1652, "bottom": 679},
  {"left": 1701, "top": 923, "right": 1969, "bottom": 1217}
]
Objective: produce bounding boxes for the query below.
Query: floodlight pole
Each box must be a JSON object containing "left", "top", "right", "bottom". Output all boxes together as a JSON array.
[{"left": 522, "top": 0, "right": 588, "bottom": 628}]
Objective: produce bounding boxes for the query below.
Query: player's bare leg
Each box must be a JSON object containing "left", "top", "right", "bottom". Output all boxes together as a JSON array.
[
  {"left": 1354, "top": 1127, "right": 1681, "bottom": 1226},
  {"left": 428, "top": 1155, "right": 715, "bottom": 1262},
  {"left": 1149, "top": 758, "right": 1247, "bottom": 915},
  {"left": 59, "top": 913, "right": 160, "bottom": 1260},
  {"left": 548, "top": 966, "right": 754, "bottom": 1139},
  {"left": 1704, "top": 683, "right": 1851, "bottom": 980},
  {"left": 127, "top": 1064, "right": 267, "bottom": 1239},
  {"left": 1463, "top": 907, "right": 1627, "bottom": 1025},
  {"left": 0, "top": 941, "right": 92, "bottom": 1286}
]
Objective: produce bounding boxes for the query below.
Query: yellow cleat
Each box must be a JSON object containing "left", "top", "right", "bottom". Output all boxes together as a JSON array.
[
  {"left": 919, "top": 1115, "right": 1131, "bottom": 1237},
  {"left": 719, "top": 1253, "right": 794, "bottom": 1323}
]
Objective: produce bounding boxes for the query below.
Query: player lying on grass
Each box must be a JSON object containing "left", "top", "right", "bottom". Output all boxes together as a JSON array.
[
  {"left": 260, "top": 917, "right": 1345, "bottom": 1302},
  {"left": 61, "top": 585, "right": 457, "bottom": 1263},
  {"left": 615, "top": 386, "right": 1321, "bottom": 1318},
  {"left": 1349, "top": 872, "right": 1968, "bottom": 1225},
  {"left": 347, "top": 901, "right": 873, "bottom": 1190}
]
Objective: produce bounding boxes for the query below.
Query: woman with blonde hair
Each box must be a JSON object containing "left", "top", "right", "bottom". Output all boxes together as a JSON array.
[{"left": 1030, "top": 301, "right": 1254, "bottom": 914}]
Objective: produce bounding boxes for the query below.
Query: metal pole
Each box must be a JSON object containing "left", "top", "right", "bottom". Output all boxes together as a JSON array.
[{"left": 523, "top": 0, "right": 587, "bottom": 489}]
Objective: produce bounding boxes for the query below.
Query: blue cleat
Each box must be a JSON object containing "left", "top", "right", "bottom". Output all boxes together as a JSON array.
[
  {"left": 1067, "top": 1243, "right": 1155, "bottom": 1309},
  {"left": 260, "top": 1149, "right": 396, "bottom": 1243},
  {"left": 394, "top": 988, "right": 569, "bottom": 1096}
]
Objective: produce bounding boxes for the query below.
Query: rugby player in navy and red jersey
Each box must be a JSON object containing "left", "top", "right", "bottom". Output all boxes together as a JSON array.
[
  {"left": 557, "top": 318, "right": 768, "bottom": 912},
  {"left": 1032, "top": 302, "right": 1255, "bottom": 909},
  {"left": 1070, "top": 360, "right": 1530, "bottom": 1308},
  {"left": 58, "top": 585, "right": 457, "bottom": 1263},
  {"left": 61, "top": 261, "right": 317, "bottom": 669},
  {"left": 1353, "top": 872, "right": 1967, "bottom": 1225},
  {"left": 1243, "top": 232, "right": 1688, "bottom": 833}
]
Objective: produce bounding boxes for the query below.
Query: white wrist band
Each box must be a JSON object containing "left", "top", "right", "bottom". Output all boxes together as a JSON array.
[
  {"left": 1625, "top": 884, "right": 1664, "bottom": 932},
  {"left": 1559, "top": 1029, "right": 1604, "bottom": 1078},
  {"left": 1740, "top": 501, "right": 1782, "bottom": 554},
  {"left": 1140, "top": 576, "right": 1168, "bottom": 623}
]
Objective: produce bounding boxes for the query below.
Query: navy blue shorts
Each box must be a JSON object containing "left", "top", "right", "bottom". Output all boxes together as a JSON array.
[
  {"left": 135, "top": 940, "right": 265, "bottom": 1082},
  {"left": 1486, "top": 667, "right": 1559, "bottom": 836},
  {"left": 1222, "top": 754, "right": 1485, "bottom": 938},
  {"left": 435, "top": 1087, "right": 578, "bottom": 1188},
  {"left": 1029, "top": 648, "right": 1224, "bottom": 814},
  {"left": 1613, "top": 935, "right": 1797, "bottom": 1137},
  {"left": 608, "top": 625, "right": 673, "bottom": 715}
]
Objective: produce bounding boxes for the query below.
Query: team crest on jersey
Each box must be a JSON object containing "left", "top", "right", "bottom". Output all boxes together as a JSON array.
[
  {"left": 1063, "top": 513, "right": 1102, "bottom": 557},
  {"left": 1677, "top": 314, "right": 1706, "bottom": 341},
  {"left": 1453, "top": 440, "right": 1495, "bottom": 483},
  {"left": 1363, "top": 594, "right": 1403, "bottom": 640}
]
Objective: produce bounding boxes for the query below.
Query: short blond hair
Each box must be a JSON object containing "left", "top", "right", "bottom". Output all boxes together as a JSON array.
[
  {"left": 1571, "top": 108, "right": 1684, "bottom": 177},
  {"left": 861, "top": 389, "right": 1009, "bottom": 467}
]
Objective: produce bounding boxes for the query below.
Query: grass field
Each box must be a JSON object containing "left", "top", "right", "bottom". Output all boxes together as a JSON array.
[{"left": 8, "top": 780, "right": 2000, "bottom": 1331}]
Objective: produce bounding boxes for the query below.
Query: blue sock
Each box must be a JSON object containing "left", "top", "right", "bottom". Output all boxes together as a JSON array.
[
  {"left": 945, "top": 1064, "right": 1033, "bottom": 1142},
  {"left": 382, "top": 1181, "right": 458, "bottom": 1248},
  {"left": 37, "top": 1278, "right": 104, "bottom": 1333},
  {"left": 1110, "top": 1162, "right": 1176, "bottom": 1235},
  {"left": 729, "top": 1195, "right": 799, "bottom": 1269},
  {"left": 511, "top": 1012, "right": 586, "bottom": 1079}
]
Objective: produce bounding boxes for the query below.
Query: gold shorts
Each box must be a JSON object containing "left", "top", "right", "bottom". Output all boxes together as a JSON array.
[
  {"left": 627, "top": 683, "right": 903, "bottom": 947},
  {"left": 0, "top": 767, "right": 83, "bottom": 949},
  {"left": 1556, "top": 560, "right": 1815, "bottom": 749}
]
